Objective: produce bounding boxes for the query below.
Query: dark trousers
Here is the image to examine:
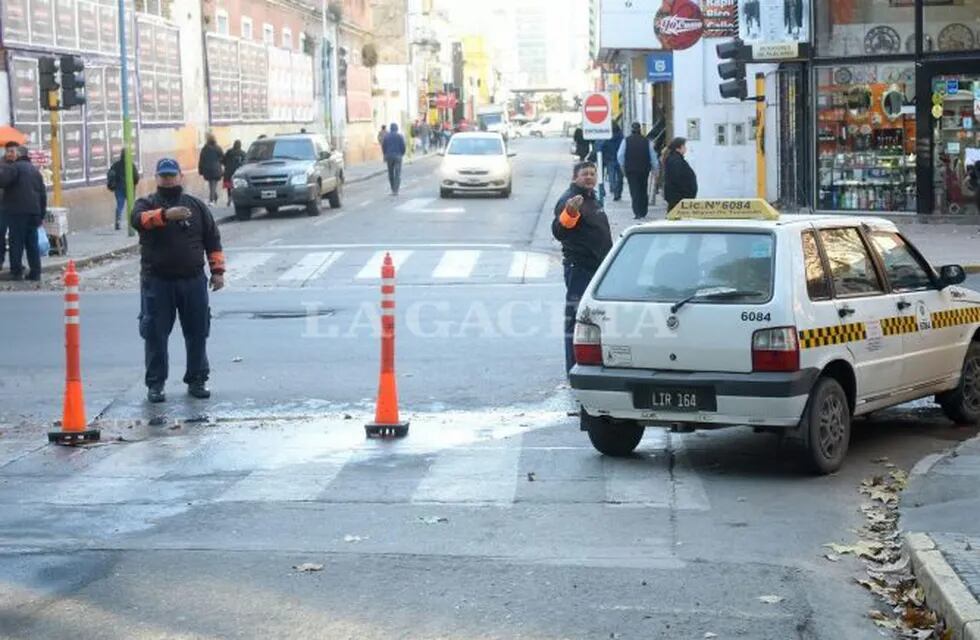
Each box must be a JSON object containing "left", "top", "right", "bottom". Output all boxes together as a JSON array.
[
  {"left": 606, "top": 163, "right": 623, "bottom": 199},
  {"left": 139, "top": 273, "right": 211, "bottom": 389},
  {"left": 114, "top": 190, "right": 127, "bottom": 227},
  {"left": 207, "top": 179, "right": 220, "bottom": 204},
  {"left": 386, "top": 157, "right": 403, "bottom": 194},
  {"left": 625, "top": 171, "right": 649, "bottom": 218},
  {"left": 564, "top": 263, "right": 596, "bottom": 375},
  {"left": 7, "top": 215, "right": 41, "bottom": 278},
  {"left": 0, "top": 211, "right": 7, "bottom": 268}
]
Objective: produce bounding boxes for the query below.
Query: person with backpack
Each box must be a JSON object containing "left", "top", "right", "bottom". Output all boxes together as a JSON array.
[
  {"left": 107, "top": 150, "right": 140, "bottom": 230},
  {"left": 221, "top": 140, "right": 246, "bottom": 207}
]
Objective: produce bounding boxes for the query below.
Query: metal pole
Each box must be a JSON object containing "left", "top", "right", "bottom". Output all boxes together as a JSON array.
[
  {"left": 755, "top": 72, "right": 766, "bottom": 200},
  {"left": 119, "top": 0, "right": 135, "bottom": 236},
  {"left": 48, "top": 90, "right": 63, "bottom": 207}
]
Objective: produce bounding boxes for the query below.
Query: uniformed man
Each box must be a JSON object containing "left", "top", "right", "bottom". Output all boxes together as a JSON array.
[
  {"left": 131, "top": 158, "right": 225, "bottom": 403},
  {"left": 552, "top": 161, "right": 613, "bottom": 375}
]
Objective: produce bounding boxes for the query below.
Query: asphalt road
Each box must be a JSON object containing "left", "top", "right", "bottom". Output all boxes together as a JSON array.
[{"left": 1, "top": 137, "right": 978, "bottom": 639}]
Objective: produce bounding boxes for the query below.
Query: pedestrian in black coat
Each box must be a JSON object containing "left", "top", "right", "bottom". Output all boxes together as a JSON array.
[
  {"left": 198, "top": 133, "right": 224, "bottom": 205},
  {"left": 0, "top": 145, "right": 47, "bottom": 281},
  {"left": 221, "top": 140, "right": 246, "bottom": 206},
  {"left": 663, "top": 137, "right": 698, "bottom": 212}
]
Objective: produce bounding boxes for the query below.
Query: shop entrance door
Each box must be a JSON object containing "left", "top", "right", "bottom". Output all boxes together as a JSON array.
[{"left": 918, "top": 60, "right": 980, "bottom": 214}]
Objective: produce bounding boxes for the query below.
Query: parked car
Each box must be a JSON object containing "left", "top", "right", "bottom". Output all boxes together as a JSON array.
[
  {"left": 231, "top": 134, "right": 344, "bottom": 221},
  {"left": 439, "top": 132, "right": 515, "bottom": 198},
  {"left": 570, "top": 199, "right": 980, "bottom": 474}
]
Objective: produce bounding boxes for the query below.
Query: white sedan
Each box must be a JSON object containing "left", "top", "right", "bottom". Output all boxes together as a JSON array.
[{"left": 439, "top": 132, "right": 515, "bottom": 198}]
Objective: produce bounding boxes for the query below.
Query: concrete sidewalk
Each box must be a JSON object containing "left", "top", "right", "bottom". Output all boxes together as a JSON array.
[
  {"left": 30, "top": 154, "right": 433, "bottom": 274},
  {"left": 902, "top": 436, "right": 980, "bottom": 639}
]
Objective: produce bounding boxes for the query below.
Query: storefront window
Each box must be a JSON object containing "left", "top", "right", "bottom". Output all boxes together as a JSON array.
[
  {"left": 931, "top": 75, "right": 980, "bottom": 214},
  {"left": 815, "top": 1, "right": 914, "bottom": 57},
  {"left": 925, "top": 0, "right": 980, "bottom": 53},
  {"left": 816, "top": 64, "right": 918, "bottom": 212}
]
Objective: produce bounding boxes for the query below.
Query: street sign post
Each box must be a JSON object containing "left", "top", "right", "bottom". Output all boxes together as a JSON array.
[{"left": 582, "top": 92, "right": 612, "bottom": 140}]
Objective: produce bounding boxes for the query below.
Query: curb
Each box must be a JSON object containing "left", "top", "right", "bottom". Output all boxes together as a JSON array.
[
  {"left": 966, "top": 265, "right": 980, "bottom": 275},
  {"left": 904, "top": 532, "right": 980, "bottom": 640}
]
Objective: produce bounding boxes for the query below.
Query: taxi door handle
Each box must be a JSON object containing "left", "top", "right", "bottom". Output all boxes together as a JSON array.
[
  {"left": 838, "top": 305, "right": 856, "bottom": 318},
  {"left": 897, "top": 300, "right": 912, "bottom": 311}
]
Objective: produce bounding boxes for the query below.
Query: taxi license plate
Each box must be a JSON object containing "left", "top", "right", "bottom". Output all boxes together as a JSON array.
[
  {"left": 261, "top": 190, "right": 277, "bottom": 199},
  {"left": 632, "top": 386, "right": 717, "bottom": 412}
]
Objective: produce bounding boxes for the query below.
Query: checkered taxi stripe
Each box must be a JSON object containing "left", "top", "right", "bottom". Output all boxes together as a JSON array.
[
  {"left": 931, "top": 307, "right": 980, "bottom": 329},
  {"left": 880, "top": 316, "right": 918, "bottom": 336},
  {"left": 798, "top": 322, "right": 867, "bottom": 349}
]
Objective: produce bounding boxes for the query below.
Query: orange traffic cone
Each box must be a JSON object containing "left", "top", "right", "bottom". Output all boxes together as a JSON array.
[
  {"left": 48, "top": 261, "right": 100, "bottom": 445},
  {"left": 365, "top": 253, "right": 409, "bottom": 439}
]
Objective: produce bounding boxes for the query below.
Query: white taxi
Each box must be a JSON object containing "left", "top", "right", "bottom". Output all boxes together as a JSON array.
[{"left": 570, "top": 199, "right": 980, "bottom": 473}]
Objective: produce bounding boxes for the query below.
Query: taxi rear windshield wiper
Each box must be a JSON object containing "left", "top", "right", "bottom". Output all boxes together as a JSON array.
[{"left": 669, "top": 288, "right": 766, "bottom": 314}]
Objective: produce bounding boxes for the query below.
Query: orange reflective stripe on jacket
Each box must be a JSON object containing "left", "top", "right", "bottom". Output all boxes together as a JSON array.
[
  {"left": 208, "top": 250, "right": 226, "bottom": 274},
  {"left": 558, "top": 207, "right": 580, "bottom": 229},
  {"left": 140, "top": 208, "right": 166, "bottom": 229}
]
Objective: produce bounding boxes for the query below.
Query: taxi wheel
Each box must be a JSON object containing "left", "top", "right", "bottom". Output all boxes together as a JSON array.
[
  {"left": 582, "top": 410, "right": 644, "bottom": 457},
  {"left": 802, "top": 377, "right": 851, "bottom": 474},
  {"left": 938, "top": 343, "right": 980, "bottom": 425}
]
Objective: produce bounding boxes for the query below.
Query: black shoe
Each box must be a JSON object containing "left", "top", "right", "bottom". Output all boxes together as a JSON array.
[
  {"left": 188, "top": 383, "right": 211, "bottom": 399},
  {"left": 114, "top": 221, "right": 121, "bottom": 231},
  {"left": 26, "top": 272, "right": 40, "bottom": 282},
  {"left": 9, "top": 272, "right": 23, "bottom": 281},
  {"left": 147, "top": 387, "right": 166, "bottom": 403}
]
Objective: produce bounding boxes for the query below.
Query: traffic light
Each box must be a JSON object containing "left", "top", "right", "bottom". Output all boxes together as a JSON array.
[
  {"left": 717, "top": 39, "right": 747, "bottom": 100},
  {"left": 60, "top": 55, "right": 86, "bottom": 108},
  {"left": 38, "top": 57, "right": 59, "bottom": 110}
]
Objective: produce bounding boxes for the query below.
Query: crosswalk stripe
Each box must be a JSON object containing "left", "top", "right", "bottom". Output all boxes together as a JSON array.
[
  {"left": 355, "top": 250, "right": 414, "bottom": 279},
  {"left": 228, "top": 252, "right": 274, "bottom": 281},
  {"left": 432, "top": 250, "right": 480, "bottom": 279},
  {"left": 507, "top": 252, "right": 551, "bottom": 279},
  {"left": 604, "top": 431, "right": 709, "bottom": 510},
  {"left": 411, "top": 437, "right": 523, "bottom": 506},
  {"left": 215, "top": 452, "right": 354, "bottom": 502},
  {"left": 395, "top": 197, "right": 433, "bottom": 212},
  {"left": 278, "top": 252, "right": 342, "bottom": 282}
]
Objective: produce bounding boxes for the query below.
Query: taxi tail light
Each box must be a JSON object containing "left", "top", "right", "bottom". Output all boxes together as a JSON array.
[
  {"left": 573, "top": 321, "right": 603, "bottom": 366},
  {"left": 752, "top": 327, "right": 800, "bottom": 372}
]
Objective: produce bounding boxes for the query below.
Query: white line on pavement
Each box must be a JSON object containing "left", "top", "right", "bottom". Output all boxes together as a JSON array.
[
  {"left": 432, "top": 250, "right": 480, "bottom": 279},
  {"left": 411, "top": 437, "right": 523, "bottom": 506},
  {"left": 508, "top": 252, "right": 551, "bottom": 280},
  {"left": 228, "top": 252, "right": 274, "bottom": 282},
  {"left": 215, "top": 452, "right": 355, "bottom": 502},
  {"left": 355, "top": 250, "right": 414, "bottom": 279},
  {"left": 278, "top": 252, "right": 343, "bottom": 283}
]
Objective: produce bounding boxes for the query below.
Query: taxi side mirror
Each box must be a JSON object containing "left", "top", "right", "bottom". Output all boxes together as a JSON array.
[{"left": 940, "top": 264, "right": 966, "bottom": 288}]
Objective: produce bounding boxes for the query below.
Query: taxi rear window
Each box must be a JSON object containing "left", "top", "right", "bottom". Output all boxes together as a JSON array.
[{"left": 594, "top": 231, "right": 775, "bottom": 303}]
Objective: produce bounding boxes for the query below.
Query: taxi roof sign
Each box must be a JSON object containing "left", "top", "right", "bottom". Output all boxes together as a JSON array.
[{"left": 667, "top": 198, "right": 780, "bottom": 221}]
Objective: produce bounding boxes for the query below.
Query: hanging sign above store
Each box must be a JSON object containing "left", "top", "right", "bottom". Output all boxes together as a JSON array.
[{"left": 654, "top": 0, "right": 705, "bottom": 50}]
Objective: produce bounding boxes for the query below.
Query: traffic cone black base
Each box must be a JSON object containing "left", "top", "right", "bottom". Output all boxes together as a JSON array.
[
  {"left": 365, "top": 423, "right": 409, "bottom": 439},
  {"left": 47, "top": 429, "right": 101, "bottom": 445}
]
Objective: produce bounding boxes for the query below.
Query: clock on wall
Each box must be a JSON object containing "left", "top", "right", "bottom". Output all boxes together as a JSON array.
[
  {"left": 865, "top": 26, "right": 901, "bottom": 54},
  {"left": 938, "top": 23, "right": 976, "bottom": 51},
  {"left": 834, "top": 67, "right": 853, "bottom": 85}
]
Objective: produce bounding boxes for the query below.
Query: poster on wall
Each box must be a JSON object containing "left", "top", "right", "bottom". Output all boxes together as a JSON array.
[
  {"left": 738, "top": 0, "right": 808, "bottom": 44},
  {"left": 85, "top": 68, "right": 105, "bottom": 121},
  {"left": 87, "top": 124, "right": 109, "bottom": 176},
  {"left": 62, "top": 124, "right": 86, "bottom": 182},
  {"left": 30, "top": 0, "right": 56, "bottom": 46},
  {"left": 55, "top": 0, "right": 79, "bottom": 49},
  {"left": 78, "top": 1, "right": 100, "bottom": 52},
  {"left": 702, "top": 0, "right": 738, "bottom": 38},
  {"left": 12, "top": 59, "right": 40, "bottom": 125},
  {"left": 2, "top": 0, "right": 30, "bottom": 45},
  {"left": 99, "top": 3, "right": 118, "bottom": 54}
]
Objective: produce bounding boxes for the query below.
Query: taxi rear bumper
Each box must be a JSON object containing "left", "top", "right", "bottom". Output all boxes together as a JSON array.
[{"left": 569, "top": 365, "right": 819, "bottom": 428}]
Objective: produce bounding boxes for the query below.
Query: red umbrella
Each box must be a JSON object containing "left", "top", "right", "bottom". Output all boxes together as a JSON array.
[{"left": 0, "top": 126, "right": 28, "bottom": 145}]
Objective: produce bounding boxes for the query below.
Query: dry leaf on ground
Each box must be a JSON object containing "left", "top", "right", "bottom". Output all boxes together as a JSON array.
[
  {"left": 757, "top": 595, "right": 784, "bottom": 605},
  {"left": 293, "top": 563, "right": 324, "bottom": 572}
]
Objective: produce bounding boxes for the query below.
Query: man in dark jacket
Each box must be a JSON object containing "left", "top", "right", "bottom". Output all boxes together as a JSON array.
[
  {"left": 198, "top": 133, "right": 224, "bottom": 205},
  {"left": 0, "top": 145, "right": 47, "bottom": 281},
  {"left": 600, "top": 124, "right": 624, "bottom": 201},
  {"left": 617, "top": 122, "right": 657, "bottom": 219},
  {"left": 552, "top": 161, "right": 613, "bottom": 375},
  {"left": 0, "top": 142, "right": 18, "bottom": 272},
  {"left": 663, "top": 137, "right": 698, "bottom": 212},
  {"left": 381, "top": 123, "right": 406, "bottom": 196},
  {"left": 107, "top": 150, "right": 140, "bottom": 230},
  {"left": 131, "top": 158, "right": 225, "bottom": 403}
]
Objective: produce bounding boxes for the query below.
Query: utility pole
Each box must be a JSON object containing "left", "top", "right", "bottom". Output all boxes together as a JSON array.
[
  {"left": 118, "top": 0, "right": 135, "bottom": 236},
  {"left": 755, "top": 72, "right": 766, "bottom": 200}
]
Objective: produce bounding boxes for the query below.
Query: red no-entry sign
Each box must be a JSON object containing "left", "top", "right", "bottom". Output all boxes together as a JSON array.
[{"left": 582, "top": 92, "right": 612, "bottom": 140}]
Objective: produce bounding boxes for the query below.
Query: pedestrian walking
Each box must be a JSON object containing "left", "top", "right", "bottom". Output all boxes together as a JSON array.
[
  {"left": 131, "top": 158, "right": 225, "bottom": 403},
  {"left": 107, "top": 150, "right": 140, "bottom": 230},
  {"left": 663, "top": 136, "right": 698, "bottom": 212},
  {"left": 617, "top": 122, "right": 658, "bottom": 219},
  {"left": 0, "top": 144, "right": 46, "bottom": 281},
  {"left": 0, "top": 142, "right": 18, "bottom": 272},
  {"left": 197, "top": 133, "right": 224, "bottom": 206},
  {"left": 420, "top": 120, "right": 432, "bottom": 154},
  {"left": 381, "top": 123, "right": 406, "bottom": 196},
  {"left": 222, "top": 140, "right": 246, "bottom": 207},
  {"left": 377, "top": 124, "right": 388, "bottom": 147},
  {"left": 552, "top": 161, "right": 613, "bottom": 375},
  {"left": 600, "top": 124, "right": 624, "bottom": 201},
  {"left": 573, "top": 127, "right": 591, "bottom": 161}
]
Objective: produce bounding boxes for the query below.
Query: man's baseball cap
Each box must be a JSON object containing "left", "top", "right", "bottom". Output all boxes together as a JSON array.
[{"left": 155, "top": 157, "right": 180, "bottom": 176}]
